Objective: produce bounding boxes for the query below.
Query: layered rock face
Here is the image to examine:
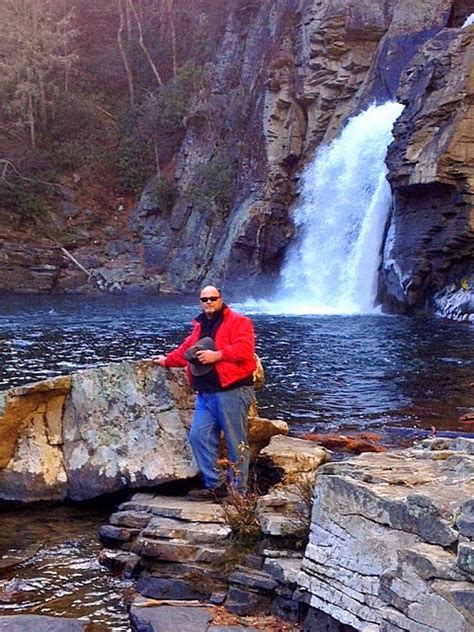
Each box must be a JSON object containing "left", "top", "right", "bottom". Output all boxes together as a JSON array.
[
  {"left": 381, "top": 24, "right": 474, "bottom": 320},
  {"left": 0, "top": 361, "right": 198, "bottom": 501},
  {"left": 298, "top": 437, "right": 474, "bottom": 631},
  {"left": 133, "top": 0, "right": 470, "bottom": 305}
]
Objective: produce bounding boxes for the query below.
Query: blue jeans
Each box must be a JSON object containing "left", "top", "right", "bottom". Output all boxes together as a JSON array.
[{"left": 188, "top": 386, "right": 254, "bottom": 491}]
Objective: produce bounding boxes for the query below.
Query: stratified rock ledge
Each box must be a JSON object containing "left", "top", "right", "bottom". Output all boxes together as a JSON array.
[{"left": 298, "top": 437, "right": 474, "bottom": 632}]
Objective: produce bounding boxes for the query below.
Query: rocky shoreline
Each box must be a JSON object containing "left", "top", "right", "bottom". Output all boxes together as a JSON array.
[{"left": 0, "top": 361, "right": 472, "bottom": 630}]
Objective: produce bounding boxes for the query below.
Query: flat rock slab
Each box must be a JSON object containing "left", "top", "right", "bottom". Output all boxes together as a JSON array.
[
  {"left": 130, "top": 604, "right": 213, "bottom": 632},
  {"left": 121, "top": 494, "right": 225, "bottom": 523},
  {"left": 142, "top": 516, "right": 230, "bottom": 542},
  {"left": 0, "top": 615, "right": 88, "bottom": 631}
]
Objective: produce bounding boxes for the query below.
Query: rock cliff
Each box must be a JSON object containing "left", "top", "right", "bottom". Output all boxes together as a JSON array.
[
  {"left": 381, "top": 23, "right": 474, "bottom": 320},
  {"left": 133, "top": 0, "right": 473, "bottom": 317}
]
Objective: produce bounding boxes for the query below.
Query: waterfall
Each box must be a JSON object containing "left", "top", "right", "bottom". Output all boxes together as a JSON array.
[{"left": 269, "top": 101, "right": 404, "bottom": 315}]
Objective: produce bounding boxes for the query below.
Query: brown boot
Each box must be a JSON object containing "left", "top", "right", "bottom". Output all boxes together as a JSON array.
[{"left": 187, "top": 484, "right": 227, "bottom": 501}]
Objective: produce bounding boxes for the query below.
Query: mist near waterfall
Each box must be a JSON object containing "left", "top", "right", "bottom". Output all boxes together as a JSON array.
[{"left": 246, "top": 101, "right": 404, "bottom": 315}]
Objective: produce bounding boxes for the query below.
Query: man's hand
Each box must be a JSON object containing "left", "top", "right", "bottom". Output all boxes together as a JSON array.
[
  {"left": 152, "top": 355, "right": 167, "bottom": 366},
  {"left": 195, "top": 349, "right": 222, "bottom": 364}
]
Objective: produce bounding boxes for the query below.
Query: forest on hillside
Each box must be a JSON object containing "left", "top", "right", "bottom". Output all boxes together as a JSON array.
[{"left": 0, "top": 0, "right": 230, "bottom": 223}]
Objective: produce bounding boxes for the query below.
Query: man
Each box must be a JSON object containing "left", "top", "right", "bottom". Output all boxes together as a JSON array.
[{"left": 153, "top": 285, "right": 256, "bottom": 499}]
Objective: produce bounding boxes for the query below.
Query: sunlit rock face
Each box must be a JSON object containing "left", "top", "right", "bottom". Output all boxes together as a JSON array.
[
  {"left": 298, "top": 438, "right": 474, "bottom": 631},
  {"left": 0, "top": 362, "right": 198, "bottom": 502},
  {"left": 381, "top": 25, "right": 474, "bottom": 320}
]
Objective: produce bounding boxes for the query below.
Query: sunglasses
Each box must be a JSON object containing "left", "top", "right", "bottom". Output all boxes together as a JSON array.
[{"left": 200, "top": 296, "right": 221, "bottom": 303}]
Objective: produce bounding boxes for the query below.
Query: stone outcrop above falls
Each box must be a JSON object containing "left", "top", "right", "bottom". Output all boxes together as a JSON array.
[
  {"left": 298, "top": 437, "right": 474, "bottom": 631},
  {"left": 381, "top": 24, "right": 474, "bottom": 320},
  {"left": 0, "top": 361, "right": 287, "bottom": 502}
]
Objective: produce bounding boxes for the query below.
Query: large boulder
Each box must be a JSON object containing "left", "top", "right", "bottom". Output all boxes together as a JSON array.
[
  {"left": 0, "top": 360, "right": 287, "bottom": 502},
  {"left": 0, "top": 361, "right": 198, "bottom": 501}
]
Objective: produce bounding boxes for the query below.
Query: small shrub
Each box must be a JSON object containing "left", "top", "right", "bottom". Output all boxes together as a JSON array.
[
  {"left": 216, "top": 455, "right": 261, "bottom": 545},
  {"left": 148, "top": 178, "right": 178, "bottom": 214},
  {"left": 187, "top": 153, "right": 235, "bottom": 213},
  {"left": 220, "top": 485, "right": 261, "bottom": 544}
]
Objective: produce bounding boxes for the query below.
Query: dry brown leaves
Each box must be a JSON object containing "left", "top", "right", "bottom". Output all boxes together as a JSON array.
[{"left": 208, "top": 605, "right": 302, "bottom": 630}]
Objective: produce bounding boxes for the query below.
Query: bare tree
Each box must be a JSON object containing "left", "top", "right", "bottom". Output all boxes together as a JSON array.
[
  {"left": 127, "top": 0, "right": 163, "bottom": 87},
  {"left": 165, "top": 0, "right": 177, "bottom": 77},
  {"left": 116, "top": 0, "right": 136, "bottom": 108},
  {"left": 0, "top": 0, "right": 76, "bottom": 147}
]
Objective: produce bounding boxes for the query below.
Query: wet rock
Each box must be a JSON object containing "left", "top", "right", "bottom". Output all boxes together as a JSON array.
[
  {"left": 130, "top": 604, "right": 213, "bottom": 632},
  {"left": 0, "top": 615, "right": 88, "bottom": 631},
  {"left": 136, "top": 575, "right": 210, "bottom": 601},
  {"left": 98, "top": 524, "right": 140, "bottom": 543},
  {"left": 98, "top": 549, "right": 142, "bottom": 578}
]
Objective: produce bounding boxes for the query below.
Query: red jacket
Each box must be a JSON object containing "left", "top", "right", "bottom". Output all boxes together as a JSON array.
[{"left": 164, "top": 306, "right": 256, "bottom": 388}]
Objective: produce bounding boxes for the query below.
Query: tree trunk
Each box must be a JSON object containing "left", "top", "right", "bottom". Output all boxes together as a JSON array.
[
  {"left": 116, "top": 0, "right": 135, "bottom": 108},
  {"left": 38, "top": 72, "right": 47, "bottom": 124},
  {"left": 154, "top": 140, "right": 161, "bottom": 178},
  {"left": 127, "top": 0, "right": 163, "bottom": 87},
  {"left": 28, "top": 92, "right": 36, "bottom": 148},
  {"left": 124, "top": 0, "right": 132, "bottom": 41},
  {"left": 165, "top": 0, "right": 177, "bottom": 77}
]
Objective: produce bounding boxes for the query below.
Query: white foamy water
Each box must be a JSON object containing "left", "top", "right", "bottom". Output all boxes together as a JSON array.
[
  {"left": 248, "top": 101, "right": 404, "bottom": 315},
  {"left": 463, "top": 13, "right": 474, "bottom": 27}
]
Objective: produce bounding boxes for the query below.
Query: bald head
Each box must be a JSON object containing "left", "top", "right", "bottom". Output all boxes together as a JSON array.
[
  {"left": 201, "top": 285, "right": 221, "bottom": 296},
  {"left": 199, "top": 285, "right": 223, "bottom": 317}
]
